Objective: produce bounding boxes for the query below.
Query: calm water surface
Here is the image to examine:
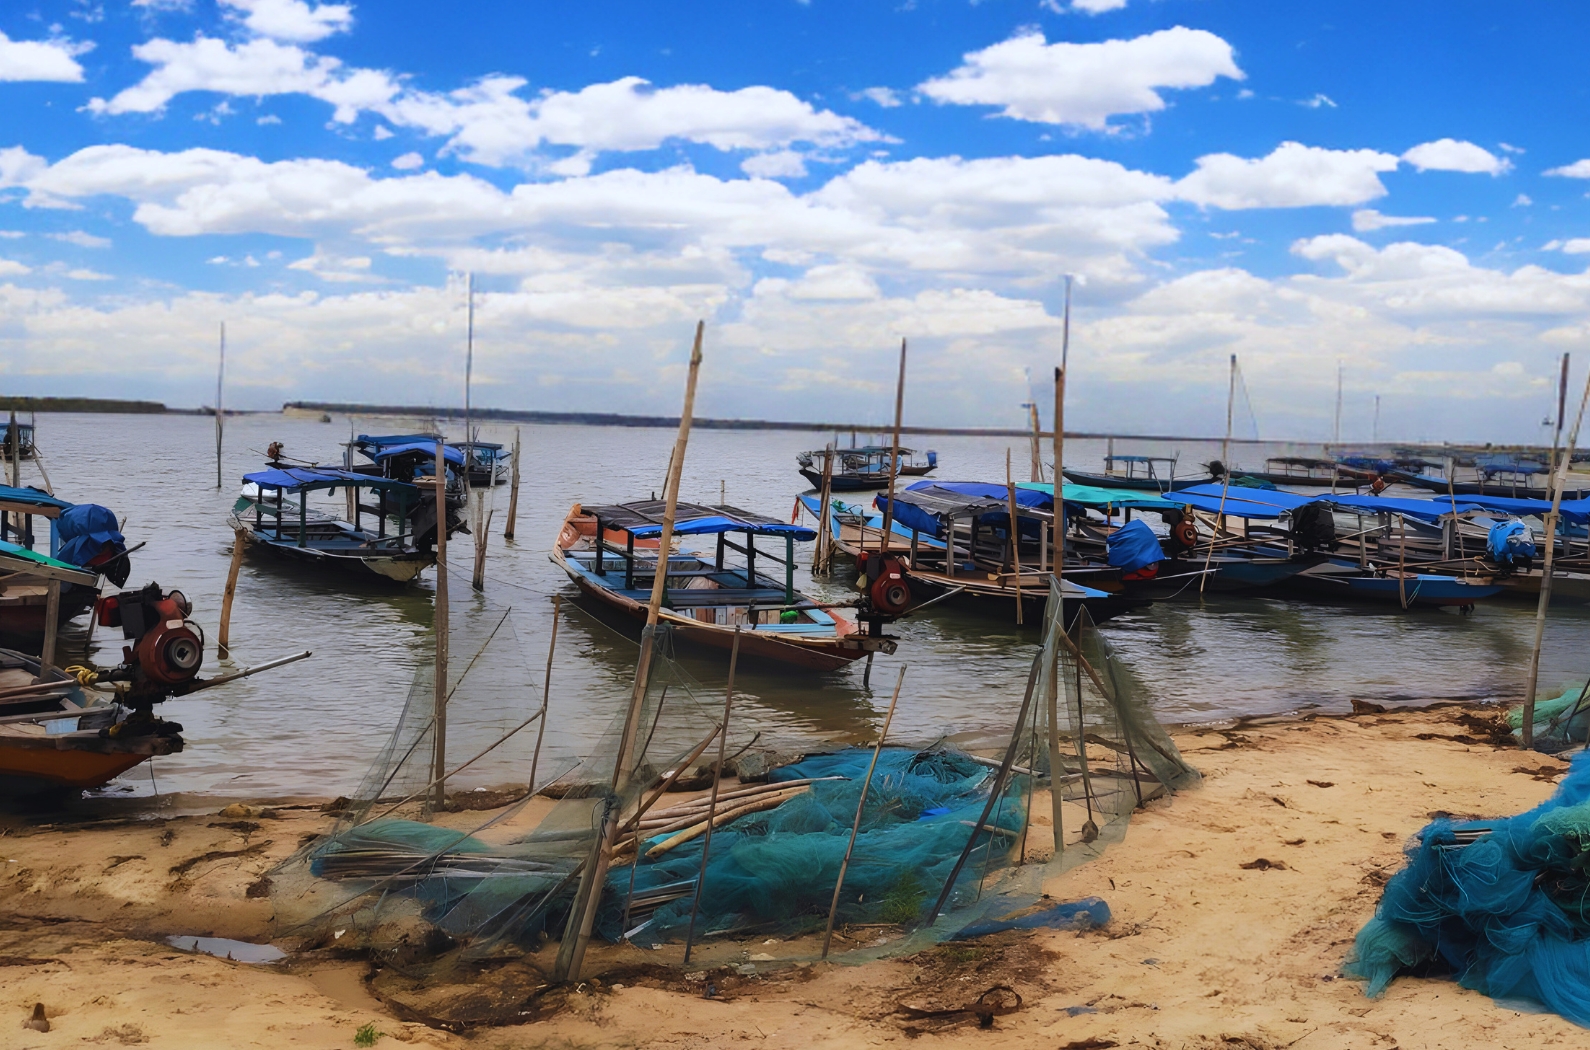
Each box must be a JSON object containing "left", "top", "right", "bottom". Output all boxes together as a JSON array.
[{"left": 20, "top": 413, "right": 1590, "bottom": 799}]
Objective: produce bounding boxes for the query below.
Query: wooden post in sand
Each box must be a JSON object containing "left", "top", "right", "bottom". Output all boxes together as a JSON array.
[
  {"left": 1049, "top": 363, "right": 1067, "bottom": 855},
  {"left": 431, "top": 440, "right": 450, "bottom": 810},
  {"left": 558, "top": 321, "right": 704, "bottom": 984},
  {"left": 218, "top": 527, "right": 248, "bottom": 655},
  {"left": 503, "top": 427, "right": 522, "bottom": 541}
]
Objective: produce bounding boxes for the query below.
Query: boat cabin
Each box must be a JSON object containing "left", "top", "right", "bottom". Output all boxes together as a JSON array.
[
  {"left": 237, "top": 467, "right": 422, "bottom": 549},
  {"left": 1103, "top": 453, "right": 1180, "bottom": 484}
]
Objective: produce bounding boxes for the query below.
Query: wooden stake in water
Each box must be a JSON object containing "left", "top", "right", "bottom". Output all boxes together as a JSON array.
[
  {"left": 504, "top": 427, "right": 522, "bottom": 541},
  {"left": 431, "top": 440, "right": 450, "bottom": 811},
  {"left": 218, "top": 527, "right": 248, "bottom": 656},
  {"left": 559, "top": 321, "right": 704, "bottom": 984},
  {"left": 814, "top": 443, "right": 834, "bottom": 572},
  {"left": 215, "top": 322, "right": 225, "bottom": 490},
  {"left": 822, "top": 665, "right": 906, "bottom": 959},
  {"left": 682, "top": 626, "right": 742, "bottom": 964},
  {"left": 878, "top": 339, "right": 907, "bottom": 547},
  {"left": 1524, "top": 364, "right": 1590, "bottom": 748}
]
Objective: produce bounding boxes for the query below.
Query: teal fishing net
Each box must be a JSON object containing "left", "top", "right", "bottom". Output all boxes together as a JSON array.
[
  {"left": 272, "top": 575, "right": 1199, "bottom": 973},
  {"left": 1345, "top": 751, "right": 1590, "bottom": 1026},
  {"left": 1510, "top": 683, "right": 1590, "bottom": 751}
]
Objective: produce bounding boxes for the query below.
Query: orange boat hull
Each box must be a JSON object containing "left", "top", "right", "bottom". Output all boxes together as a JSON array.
[{"left": 0, "top": 736, "right": 179, "bottom": 792}]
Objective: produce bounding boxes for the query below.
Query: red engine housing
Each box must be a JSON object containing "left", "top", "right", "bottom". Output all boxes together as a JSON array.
[
  {"left": 96, "top": 586, "right": 203, "bottom": 690},
  {"left": 868, "top": 558, "right": 912, "bottom": 616}
]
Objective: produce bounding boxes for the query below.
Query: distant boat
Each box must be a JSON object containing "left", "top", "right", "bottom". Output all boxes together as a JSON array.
[
  {"left": 552, "top": 500, "right": 898, "bottom": 671},
  {"left": 228, "top": 465, "right": 442, "bottom": 583},
  {"left": 454, "top": 440, "right": 510, "bottom": 487},
  {"left": 1062, "top": 453, "right": 1208, "bottom": 492},
  {"left": 797, "top": 445, "right": 937, "bottom": 492},
  {"left": 1, "top": 418, "right": 35, "bottom": 461},
  {"left": 1283, "top": 563, "right": 1502, "bottom": 608}
]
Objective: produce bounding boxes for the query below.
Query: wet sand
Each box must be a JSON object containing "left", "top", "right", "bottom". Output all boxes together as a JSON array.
[{"left": 4, "top": 704, "right": 1584, "bottom": 1049}]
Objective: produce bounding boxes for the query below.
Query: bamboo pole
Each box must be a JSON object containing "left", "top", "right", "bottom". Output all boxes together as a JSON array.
[
  {"left": 471, "top": 495, "right": 490, "bottom": 591},
  {"left": 504, "top": 427, "right": 522, "bottom": 540},
  {"left": 560, "top": 320, "right": 704, "bottom": 983},
  {"left": 6, "top": 410, "right": 16, "bottom": 488},
  {"left": 529, "top": 595, "right": 559, "bottom": 799},
  {"left": 29, "top": 440, "right": 53, "bottom": 495},
  {"left": 215, "top": 323, "right": 225, "bottom": 490},
  {"left": 39, "top": 579, "right": 60, "bottom": 676},
  {"left": 218, "top": 527, "right": 248, "bottom": 655},
  {"left": 431, "top": 440, "right": 450, "bottom": 811},
  {"left": 813, "top": 444, "right": 834, "bottom": 572},
  {"left": 682, "top": 627, "right": 741, "bottom": 964},
  {"left": 822, "top": 666, "right": 906, "bottom": 958},
  {"left": 1331, "top": 361, "right": 1343, "bottom": 496},
  {"left": 1523, "top": 364, "right": 1590, "bottom": 748},
  {"left": 1028, "top": 403, "right": 1043, "bottom": 483},
  {"left": 1200, "top": 354, "right": 1238, "bottom": 594},
  {"left": 1005, "top": 449, "right": 1023, "bottom": 625},
  {"left": 1049, "top": 366, "right": 1066, "bottom": 854},
  {"left": 1397, "top": 514, "right": 1408, "bottom": 609},
  {"left": 878, "top": 339, "right": 907, "bottom": 548}
]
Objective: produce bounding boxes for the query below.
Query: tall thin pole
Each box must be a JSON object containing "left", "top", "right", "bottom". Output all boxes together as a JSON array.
[
  {"left": 1200, "top": 354, "right": 1237, "bottom": 594},
  {"left": 215, "top": 322, "right": 225, "bottom": 489},
  {"left": 1005, "top": 449, "right": 1023, "bottom": 625},
  {"left": 1028, "top": 401, "right": 1043, "bottom": 483},
  {"left": 1060, "top": 274, "right": 1072, "bottom": 373},
  {"left": 1523, "top": 361, "right": 1590, "bottom": 748},
  {"left": 822, "top": 666, "right": 906, "bottom": 958},
  {"left": 430, "top": 441, "right": 450, "bottom": 811},
  {"left": 1372, "top": 395, "right": 1380, "bottom": 444},
  {"left": 464, "top": 272, "right": 475, "bottom": 446},
  {"left": 529, "top": 595, "right": 560, "bottom": 798},
  {"left": 682, "top": 627, "right": 741, "bottom": 964},
  {"left": 1331, "top": 361, "right": 1343, "bottom": 496},
  {"left": 1049, "top": 366, "right": 1066, "bottom": 853},
  {"left": 878, "top": 339, "right": 907, "bottom": 546},
  {"left": 560, "top": 320, "right": 704, "bottom": 983}
]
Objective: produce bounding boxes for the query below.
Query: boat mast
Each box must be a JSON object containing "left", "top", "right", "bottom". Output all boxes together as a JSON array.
[
  {"left": 1201, "top": 354, "right": 1237, "bottom": 594},
  {"left": 878, "top": 338, "right": 907, "bottom": 548},
  {"left": 1331, "top": 361, "right": 1343, "bottom": 495},
  {"left": 215, "top": 322, "right": 225, "bottom": 489},
  {"left": 464, "top": 272, "right": 474, "bottom": 455}
]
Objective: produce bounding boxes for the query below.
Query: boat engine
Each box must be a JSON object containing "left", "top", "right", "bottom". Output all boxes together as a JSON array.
[
  {"left": 855, "top": 553, "right": 911, "bottom": 631},
  {"left": 93, "top": 582, "right": 205, "bottom": 717}
]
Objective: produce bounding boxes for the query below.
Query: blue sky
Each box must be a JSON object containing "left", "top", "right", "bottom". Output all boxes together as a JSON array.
[{"left": 2, "top": 0, "right": 1589, "bottom": 442}]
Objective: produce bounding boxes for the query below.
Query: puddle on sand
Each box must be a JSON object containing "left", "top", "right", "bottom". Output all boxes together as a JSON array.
[{"left": 166, "top": 935, "right": 287, "bottom": 964}]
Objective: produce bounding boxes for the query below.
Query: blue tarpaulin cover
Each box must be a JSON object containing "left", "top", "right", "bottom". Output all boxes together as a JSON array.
[
  {"left": 1488, "top": 519, "right": 1537, "bottom": 563},
  {"left": 1432, "top": 494, "right": 1590, "bottom": 526},
  {"left": 54, "top": 504, "right": 124, "bottom": 567},
  {"left": 584, "top": 501, "right": 816, "bottom": 541},
  {"left": 1166, "top": 483, "right": 1318, "bottom": 520},
  {"left": 1326, "top": 493, "right": 1482, "bottom": 523},
  {"left": 1106, "top": 519, "right": 1163, "bottom": 572},
  {"left": 371, "top": 442, "right": 466, "bottom": 465},
  {"left": 243, "top": 466, "right": 416, "bottom": 491}
]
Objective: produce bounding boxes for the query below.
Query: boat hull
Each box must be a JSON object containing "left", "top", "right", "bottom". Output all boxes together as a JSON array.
[
  {"left": 1060, "top": 469, "right": 1209, "bottom": 492},
  {"left": 1283, "top": 571, "right": 1501, "bottom": 607},
  {"left": 901, "top": 569, "right": 1152, "bottom": 626},
  {"left": 1389, "top": 471, "right": 1590, "bottom": 500},
  {"left": 0, "top": 734, "right": 179, "bottom": 794},
  {"left": 799, "top": 467, "right": 934, "bottom": 493}
]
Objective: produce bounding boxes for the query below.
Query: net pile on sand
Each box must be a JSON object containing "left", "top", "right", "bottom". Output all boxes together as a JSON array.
[
  {"left": 270, "top": 577, "right": 1199, "bottom": 973},
  {"left": 1347, "top": 750, "right": 1590, "bottom": 1026}
]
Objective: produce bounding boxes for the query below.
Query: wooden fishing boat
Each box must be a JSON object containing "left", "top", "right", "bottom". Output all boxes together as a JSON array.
[
  {"left": 0, "top": 648, "right": 181, "bottom": 794},
  {"left": 1061, "top": 465, "right": 1210, "bottom": 492},
  {"left": 454, "top": 440, "right": 510, "bottom": 487},
  {"left": 229, "top": 466, "right": 440, "bottom": 583},
  {"left": 797, "top": 446, "right": 937, "bottom": 492},
  {"left": 552, "top": 501, "right": 897, "bottom": 671},
  {"left": 2, "top": 417, "right": 34, "bottom": 461},
  {"left": 0, "top": 485, "right": 132, "bottom": 648},
  {"left": 1281, "top": 562, "right": 1502, "bottom": 608}
]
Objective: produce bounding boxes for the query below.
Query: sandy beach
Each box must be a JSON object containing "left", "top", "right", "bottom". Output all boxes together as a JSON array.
[{"left": 2, "top": 701, "right": 1580, "bottom": 1049}]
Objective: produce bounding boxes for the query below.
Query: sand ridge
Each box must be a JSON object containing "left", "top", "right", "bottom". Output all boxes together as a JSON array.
[{"left": 2, "top": 704, "right": 1584, "bottom": 1049}]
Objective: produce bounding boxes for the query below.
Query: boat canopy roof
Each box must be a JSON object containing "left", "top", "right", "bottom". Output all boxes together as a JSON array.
[
  {"left": 1265, "top": 456, "right": 1335, "bottom": 469},
  {"left": 1431, "top": 493, "right": 1590, "bottom": 525},
  {"left": 0, "top": 484, "right": 72, "bottom": 513},
  {"left": 0, "top": 538, "right": 97, "bottom": 584},
  {"left": 244, "top": 466, "right": 418, "bottom": 493},
  {"left": 584, "top": 500, "right": 817, "bottom": 541},
  {"left": 1169, "top": 482, "right": 1483, "bottom": 522},
  {"left": 1018, "top": 482, "right": 1180, "bottom": 511},
  {"left": 876, "top": 482, "right": 1050, "bottom": 538},
  {"left": 1109, "top": 454, "right": 1177, "bottom": 463},
  {"left": 454, "top": 440, "right": 504, "bottom": 451},
  {"left": 371, "top": 441, "right": 467, "bottom": 465},
  {"left": 357, "top": 432, "right": 441, "bottom": 447},
  {"left": 1166, "top": 483, "right": 1319, "bottom": 519}
]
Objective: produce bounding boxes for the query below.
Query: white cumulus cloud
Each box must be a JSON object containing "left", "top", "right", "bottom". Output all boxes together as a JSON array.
[
  {"left": 0, "top": 258, "right": 31, "bottom": 276},
  {"left": 0, "top": 30, "right": 89, "bottom": 83},
  {"left": 1546, "top": 159, "right": 1590, "bottom": 179},
  {"left": 741, "top": 150, "right": 808, "bottom": 180},
  {"left": 1176, "top": 142, "right": 1400, "bottom": 210},
  {"left": 917, "top": 27, "right": 1242, "bottom": 129},
  {"left": 1352, "top": 209, "right": 1436, "bottom": 232},
  {"left": 390, "top": 151, "right": 424, "bottom": 170},
  {"left": 220, "top": 0, "right": 353, "bottom": 43},
  {"left": 1402, "top": 138, "right": 1511, "bottom": 175}
]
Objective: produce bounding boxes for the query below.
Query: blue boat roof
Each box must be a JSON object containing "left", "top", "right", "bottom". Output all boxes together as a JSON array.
[
  {"left": 1432, "top": 493, "right": 1590, "bottom": 525},
  {"left": 244, "top": 466, "right": 418, "bottom": 492},
  {"left": 357, "top": 432, "right": 441, "bottom": 446},
  {"left": 1019, "top": 482, "right": 1180, "bottom": 511},
  {"left": 904, "top": 480, "right": 1052, "bottom": 509},
  {"left": 371, "top": 442, "right": 467, "bottom": 465},
  {"left": 1326, "top": 492, "right": 1483, "bottom": 523},
  {"left": 1166, "top": 483, "right": 1319, "bottom": 519},
  {"left": 584, "top": 501, "right": 816, "bottom": 541},
  {"left": 0, "top": 484, "right": 72, "bottom": 511}
]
